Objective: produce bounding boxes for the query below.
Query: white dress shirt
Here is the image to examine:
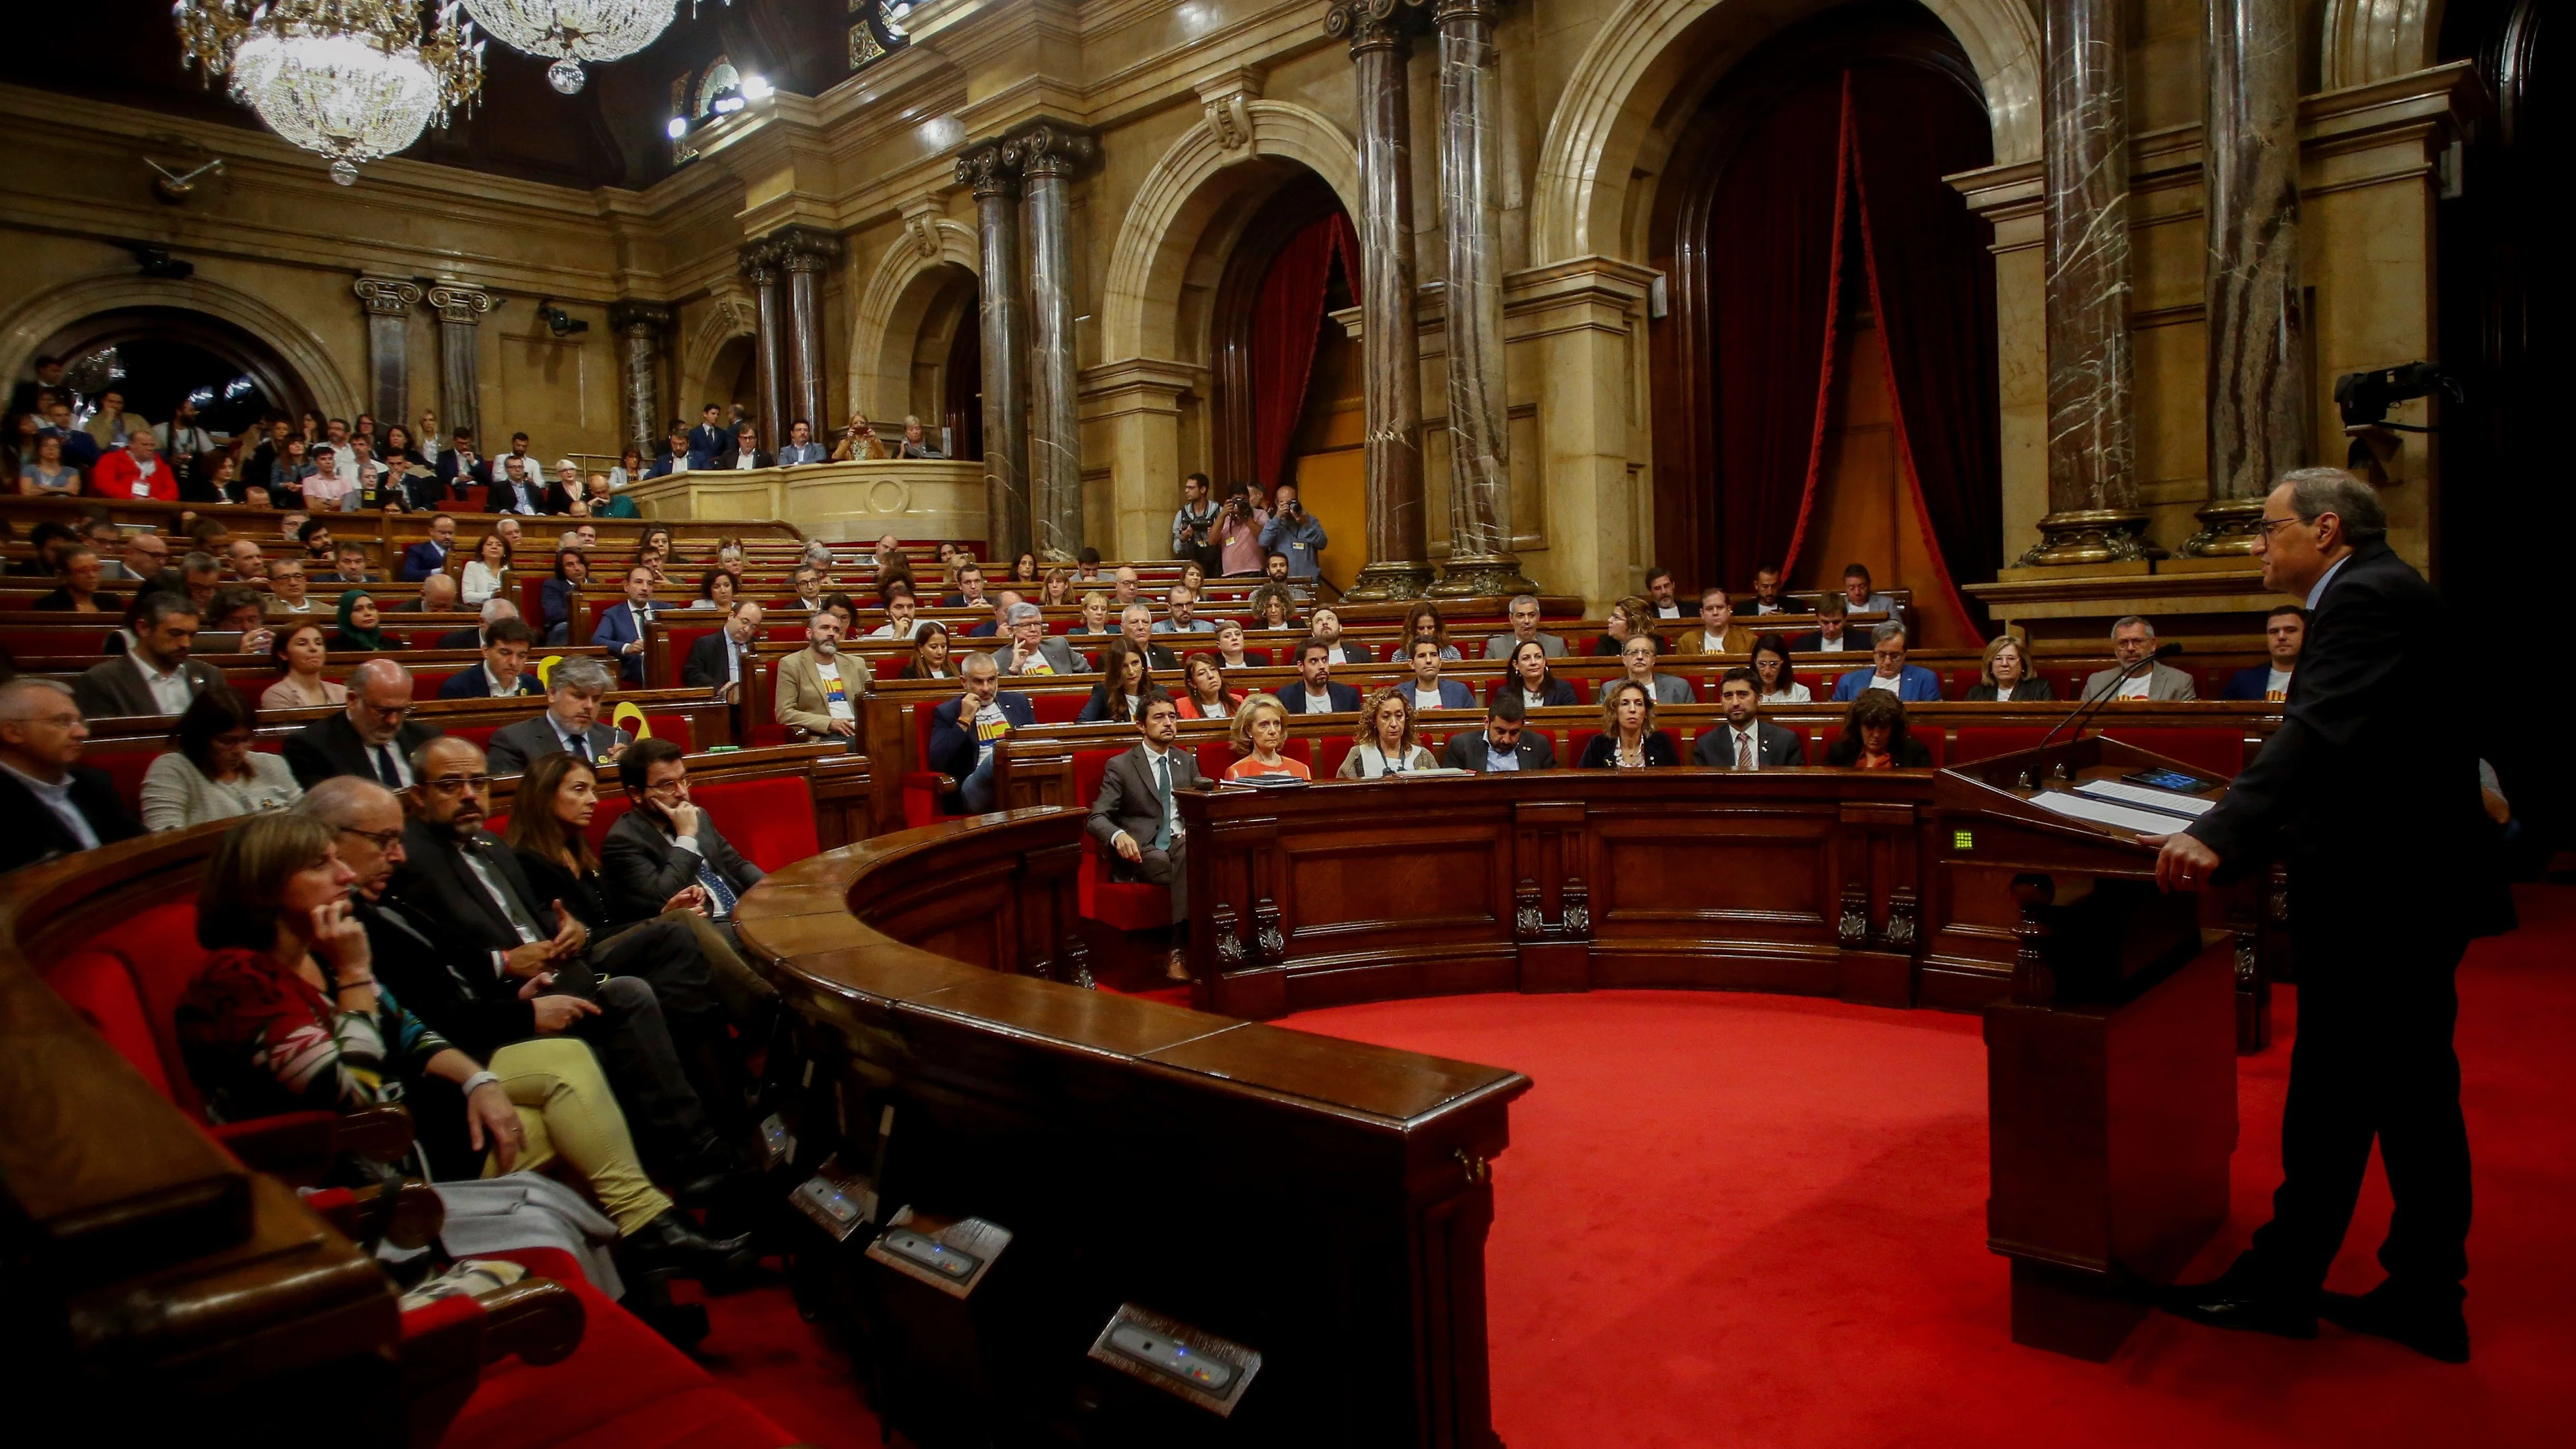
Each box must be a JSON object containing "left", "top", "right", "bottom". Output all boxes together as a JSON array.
[
  {"left": 2, "top": 760, "right": 99, "bottom": 848},
  {"left": 130, "top": 652, "right": 197, "bottom": 714},
  {"left": 1721, "top": 722, "right": 1763, "bottom": 770}
]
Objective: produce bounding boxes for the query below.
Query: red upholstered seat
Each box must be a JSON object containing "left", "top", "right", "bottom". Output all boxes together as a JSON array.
[
  {"left": 1032, "top": 692, "right": 1088, "bottom": 724},
  {"left": 692, "top": 777, "right": 819, "bottom": 871},
  {"left": 46, "top": 948, "right": 176, "bottom": 1100},
  {"left": 1195, "top": 739, "right": 1239, "bottom": 779},
  {"left": 1070, "top": 745, "right": 1168, "bottom": 931},
  {"left": 871, "top": 656, "right": 909, "bottom": 682},
  {"left": 1947, "top": 669, "right": 1982, "bottom": 697},
  {"left": 2103, "top": 727, "right": 2245, "bottom": 780},
  {"left": 2039, "top": 666, "right": 2085, "bottom": 700},
  {"left": 412, "top": 667, "right": 466, "bottom": 697},
  {"left": 1314, "top": 735, "right": 1355, "bottom": 778},
  {"left": 1914, "top": 728, "right": 1945, "bottom": 767},
  {"left": 1951, "top": 725, "right": 2048, "bottom": 764},
  {"left": 86, "top": 741, "right": 165, "bottom": 817},
  {"left": 445, "top": 723, "right": 500, "bottom": 752}
]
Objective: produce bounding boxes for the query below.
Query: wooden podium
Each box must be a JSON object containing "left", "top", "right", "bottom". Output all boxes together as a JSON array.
[{"left": 1936, "top": 739, "right": 2239, "bottom": 1360}]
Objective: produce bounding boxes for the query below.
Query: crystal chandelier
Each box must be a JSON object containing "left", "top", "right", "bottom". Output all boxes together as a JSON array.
[
  {"left": 463, "top": 0, "right": 726, "bottom": 95},
  {"left": 175, "top": 2, "right": 484, "bottom": 186}
]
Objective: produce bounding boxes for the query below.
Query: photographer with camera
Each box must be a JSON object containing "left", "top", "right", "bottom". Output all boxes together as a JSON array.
[
  {"left": 1213, "top": 481, "right": 1270, "bottom": 576},
  {"left": 1170, "top": 472, "right": 1223, "bottom": 575},
  {"left": 1259, "top": 481, "right": 1327, "bottom": 582}
]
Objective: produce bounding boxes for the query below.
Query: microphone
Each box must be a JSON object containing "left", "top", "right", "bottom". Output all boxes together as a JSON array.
[{"left": 2035, "top": 641, "right": 2183, "bottom": 756}]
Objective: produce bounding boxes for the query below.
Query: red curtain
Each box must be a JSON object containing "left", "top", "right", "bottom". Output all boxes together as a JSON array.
[
  {"left": 1252, "top": 210, "right": 1361, "bottom": 490},
  {"left": 1845, "top": 67, "right": 2001, "bottom": 636},
  {"left": 1710, "top": 78, "right": 1849, "bottom": 592}
]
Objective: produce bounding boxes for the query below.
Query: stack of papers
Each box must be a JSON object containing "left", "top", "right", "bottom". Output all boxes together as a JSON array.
[
  {"left": 2074, "top": 779, "right": 2216, "bottom": 819},
  {"left": 2029, "top": 791, "right": 2194, "bottom": 836}
]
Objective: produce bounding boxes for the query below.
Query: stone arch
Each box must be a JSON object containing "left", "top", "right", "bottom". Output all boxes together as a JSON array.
[
  {"left": 2321, "top": 0, "right": 2443, "bottom": 88},
  {"left": 0, "top": 269, "right": 359, "bottom": 422},
  {"left": 1097, "top": 100, "right": 1361, "bottom": 365},
  {"left": 1529, "top": 0, "right": 2043, "bottom": 267},
  {"left": 848, "top": 216, "right": 979, "bottom": 420},
  {"left": 679, "top": 288, "right": 758, "bottom": 416}
]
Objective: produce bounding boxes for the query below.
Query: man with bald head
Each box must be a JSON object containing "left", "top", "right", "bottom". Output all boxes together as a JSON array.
[
  {"left": 283, "top": 657, "right": 444, "bottom": 788},
  {"left": 404, "top": 571, "right": 462, "bottom": 614}
]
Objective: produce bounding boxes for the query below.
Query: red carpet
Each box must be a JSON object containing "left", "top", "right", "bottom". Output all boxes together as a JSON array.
[{"left": 693, "top": 886, "right": 2574, "bottom": 1447}]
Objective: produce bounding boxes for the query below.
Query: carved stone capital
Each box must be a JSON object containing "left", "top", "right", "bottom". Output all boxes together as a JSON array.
[
  {"left": 1431, "top": 0, "right": 1502, "bottom": 27},
  {"left": 607, "top": 301, "right": 673, "bottom": 336},
  {"left": 1003, "top": 122, "right": 1096, "bottom": 182},
  {"left": 769, "top": 225, "right": 847, "bottom": 274},
  {"left": 1324, "top": 0, "right": 1417, "bottom": 54},
  {"left": 1192, "top": 67, "right": 1264, "bottom": 152},
  {"left": 899, "top": 196, "right": 945, "bottom": 260},
  {"left": 737, "top": 241, "right": 779, "bottom": 285},
  {"left": 424, "top": 284, "right": 495, "bottom": 325},
  {"left": 954, "top": 142, "right": 1019, "bottom": 199},
  {"left": 353, "top": 276, "right": 421, "bottom": 316}
]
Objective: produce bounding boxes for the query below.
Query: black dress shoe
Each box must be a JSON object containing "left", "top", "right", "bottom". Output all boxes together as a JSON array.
[
  {"left": 2163, "top": 1266, "right": 2318, "bottom": 1340},
  {"left": 2320, "top": 1284, "right": 2470, "bottom": 1363},
  {"left": 624, "top": 1208, "right": 756, "bottom": 1281}
]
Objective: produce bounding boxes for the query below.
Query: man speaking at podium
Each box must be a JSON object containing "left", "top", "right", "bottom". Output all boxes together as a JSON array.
[{"left": 2150, "top": 468, "right": 2510, "bottom": 1362}]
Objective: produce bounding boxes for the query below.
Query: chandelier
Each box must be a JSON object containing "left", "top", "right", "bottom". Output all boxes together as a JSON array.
[
  {"left": 463, "top": 0, "right": 727, "bottom": 95},
  {"left": 175, "top": 2, "right": 484, "bottom": 186}
]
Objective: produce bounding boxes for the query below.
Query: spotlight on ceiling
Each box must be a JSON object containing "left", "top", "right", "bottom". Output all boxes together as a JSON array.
[
  {"left": 667, "top": 116, "right": 688, "bottom": 140},
  {"left": 741, "top": 74, "right": 773, "bottom": 100}
]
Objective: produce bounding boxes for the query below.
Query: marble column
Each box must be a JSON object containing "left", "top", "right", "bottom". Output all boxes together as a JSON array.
[
  {"left": 958, "top": 142, "right": 1032, "bottom": 561},
  {"left": 2023, "top": 0, "right": 2153, "bottom": 566},
  {"left": 740, "top": 242, "right": 790, "bottom": 450},
  {"left": 1007, "top": 122, "right": 1096, "bottom": 562},
  {"left": 424, "top": 283, "right": 495, "bottom": 446},
  {"left": 773, "top": 227, "right": 845, "bottom": 440},
  {"left": 2186, "top": 0, "right": 2306, "bottom": 556},
  {"left": 607, "top": 302, "right": 672, "bottom": 456},
  {"left": 1326, "top": 2, "right": 1434, "bottom": 602},
  {"left": 1426, "top": 0, "right": 1536, "bottom": 598},
  {"left": 353, "top": 276, "right": 420, "bottom": 430}
]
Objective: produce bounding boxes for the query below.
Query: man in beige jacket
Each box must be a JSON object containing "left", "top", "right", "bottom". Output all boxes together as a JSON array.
[{"left": 774, "top": 611, "right": 866, "bottom": 750}]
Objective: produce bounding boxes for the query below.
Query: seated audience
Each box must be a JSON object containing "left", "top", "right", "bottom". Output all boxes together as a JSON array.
[
  {"left": 1831, "top": 624, "right": 1942, "bottom": 702},
  {"left": 1493, "top": 638, "right": 1579, "bottom": 710},
  {"left": 1247, "top": 582, "right": 1299, "bottom": 632},
  {"left": 1441, "top": 693, "right": 1557, "bottom": 773},
  {"left": 1178, "top": 652, "right": 1243, "bottom": 720},
  {"left": 687, "top": 567, "right": 739, "bottom": 613},
  {"left": 284, "top": 658, "right": 442, "bottom": 789},
  {"left": 592, "top": 565, "right": 660, "bottom": 688},
  {"left": 1580, "top": 680, "right": 1678, "bottom": 768},
  {"left": 74, "top": 590, "right": 227, "bottom": 720},
  {"left": 437, "top": 618, "right": 542, "bottom": 698},
  {"left": 1224, "top": 696, "right": 1307, "bottom": 780},
  {"left": 1040, "top": 568, "right": 1076, "bottom": 607},
  {"left": 1678, "top": 587, "right": 1756, "bottom": 656},
  {"left": 1401, "top": 601, "right": 1464, "bottom": 662},
  {"left": 263, "top": 621, "right": 347, "bottom": 710},
  {"left": 792, "top": 565, "right": 832, "bottom": 615},
  {"left": 263, "top": 558, "right": 319, "bottom": 616},
  {"left": 11, "top": 519, "right": 80, "bottom": 576},
  {"left": 487, "top": 657, "right": 630, "bottom": 774},
  {"left": 1338, "top": 689, "right": 1439, "bottom": 778},
  {"left": 1747, "top": 565, "right": 1791, "bottom": 615},
  {"left": 777, "top": 611, "right": 868, "bottom": 744},
  {"left": 585, "top": 471, "right": 638, "bottom": 518},
  {"left": 94, "top": 426, "right": 177, "bottom": 501},
  {"left": 2223, "top": 605, "right": 2306, "bottom": 702},
  {"left": 683, "top": 600, "right": 764, "bottom": 703},
  {"left": 1749, "top": 633, "right": 1810, "bottom": 703},
  {"left": 1964, "top": 636, "right": 2054, "bottom": 702},
  {"left": 403, "top": 572, "right": 461, "bottom": 614},
  {"left": 2083, "top": 615, "right": 2198, "bottom": 701},
  {"left": 1310, "top": 606, "right": 1371, "bottom": 664},
  {"left": 1211, "top": 621, "right": 1262, "bottom": 669},
  {"left": 437, "top": 597, "right": 520, "bottom": 650},
  {"left": 1087, "top": 690, "right": 1198, "bottom": 979},
  {"left": 723, "top": 423, "right": 770, "bottom": 470},
  {"left": 832, "top": 413, "right": 885, "bottom": 462},
  {"left": 1839, "top": 563, "right": 1903, "bottom": 623},
  {"left": 1483, "top": 594, "right": 1568, "bottom": 660},
  {"left": 1277, "top": 637, "right": 1362, "bottom": 714},
  {"left": 1789, "top": 594, "right": 1861, "bottom": 652},
  {"left": 900, "top": 620, "right": 954, "bottom": 680},
  {"left": 16, "top": 431, "right": 80, "bottom": 495},
  {"left": 1644, "top": 566, "right": 1687, "bottom": 620},
  {"left": 1592, "top": 595, "right": 1664, "bottom": 656},
  {"left": 33, "top": 545, "right": 118, "bottom": 613},
  {"left": 1072, "top": 590, "right": 1116, "bottom": 637},
  {"left": 963, "top": 590, "right": 1017, "bottom": 640},
  {"left": 326, "top": 588, "right": 392, "bottom": 652},
  {"left": 541, "top": 549, "right": 587, "bottom": 644},
  {"left": 1693, "top": 667, "right": 1806, "bottom": 770},
  {"left": 867, "top": 592, "right": 923, "bottom": 641},
  {"left": 1601, "top": 634, "right": 1697, "bottom": 705},
  {"left": 1154, "top": 584, "right": 1216, "bottom": 634},
  {"left": 142, "top": 690, "right": 303, "bottom": 830},
  {"left": 460, "top": 531, "right": 511, "bottom": 606},
  {"left": 205, "top": 586, "right": 278, "bottom": 656},
  {"left": 1404, "top": 638, "right": 1480, "bottom": 712},
  {"left": 1824, "top": 690, "right": 1931, "bottom": 768},
  {"left": 895, "top": 414, "right": 944, "bottom": 458},
  {"left": 400, "top": 514, "right": 458, "bottom": 580},
  {"left": 930, "top": 652, "right": 1034, "bottom": 814},
  {"left": 1078, "top": 638, "right": 1157, "bottom": 724},
  {"left": 224, "top": 536, "right": 269, "bottom": 584},
  {"left": 999, "top": 600, "right": 1083, "bottom": 676},
  {"left": 0, "top": 678, "right": 141, "bottom": 873}
]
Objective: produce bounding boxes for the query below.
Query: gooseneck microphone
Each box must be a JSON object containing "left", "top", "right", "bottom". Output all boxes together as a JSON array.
[{"left": 2035, "top": 641, "right": 2185, "bottom": 755}]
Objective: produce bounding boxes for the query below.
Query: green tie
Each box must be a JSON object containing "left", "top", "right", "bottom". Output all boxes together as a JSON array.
[{"left": 1152, "top": 753, "right": 1173, "bottom": 852}]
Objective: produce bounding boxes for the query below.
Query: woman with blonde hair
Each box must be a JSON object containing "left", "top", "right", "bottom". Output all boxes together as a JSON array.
[
  {"left": 1337, "top": 688, "right": 1438, "bottom": 778},
  {"left": 1040, "top": 568, "right": 1077, "bottom": 607},
  {"left": 1577, "top": 679, "right": 1678, "bottom": 768},
  {"left": 1074, "top": 590, "right": 1115, "bottom": 636},
  {"left": 833, "top": 411, "right": 887, "bottom": 461},
  {"left": 1593, "top": 595, "right": 1663, "bottom": 656},
  {"left": 1964, "top": 635, "right": 2055, "bottom": 702},
  {"left": 1224, "top": 695, "right": 1308, "bottom": 780}
]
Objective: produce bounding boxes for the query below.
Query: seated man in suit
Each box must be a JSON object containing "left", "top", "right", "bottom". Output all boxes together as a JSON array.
[
  {"left": 2083, "top": 615, "right": 2199, "bottom": 702},
  {"left": 437, "top": 617, "right": 543, "bottom": 698},
  {"left": 604, "top": 741, "right": 775, "bottom": 967},
  {"left": 1086, "top": 689, "right": 1199, "bottom": 981},
  {"left": 1830, "top": 624, "right": 1943, "bottom": 703},
  {"left": 1838, "top": 562, "right": 1904, "bottom": 626},
  {"left": 1310, "top": 607, "right": 1373, "bottom": 665},
  {"left": 647, "top": 427, "right": 696, "bottom": 478},
  {"left": 1482, "top": 594, "right": 1568, "bottom": 660},
  {"left": 1402, "top": 638, "right": 1480, "bottom": 712},
  {"left": 1118, "top": 604, "right": 1181, "bottom": 670},
  {"left": 400, "top": 513, "right": 460, "bottom": 581},
  {"left": 722, "top": 423, "right": 771, "bottom": 471},
  {"left": 1694, "top": 667, "right": 1807, "bottom": 770},
  {"left": 776, "top": 419, "right": 828, "bottom": 466},
  {"left": 1439, "top": 691, "right": 1558, "bottom": 773},
  {"left": 2223, "top": 605, "right": 2305, "bottom": 702},
  {"left": 683, "top": 599, "right": 765, "bottom": 703},
  {"left": 966, "top": 590, "right": 1020, "bottom": 638},
  {"left": 486, "top": 657, "right": 631, "bottom": 774},
  {"left": 1678, "top": 587, "right": 1756, "bottom": 656},
  {"left": 434, "top": 431, "right": 486, "bottom": 497},
  {"left": 930, "top": 652, "right": 1036, "bottom": 814},
  {"left": 435, "top": 596, "right": 519, "bottom": 650},
  {"left": 686, "top": 404, "right": 728, "bottom": 466},
  {"left": 71, "top": 590, "right": 228, "bottom": 721},
  {"left": 943, "top": 565, "right": 990, "bottom": 610},
  {"left": 1789, "top": 594, "right": 1862, "bottom": 653},
  {"left": 996, "top": 600, "right": 1084, "bottom": 676},
  {"left": 1749, "top": 564, "right": 1790, "bottom": 615},
  {"left": 590, "top": 564, "right": 660, "bottom": 688},
  {"left": 0, "top": 679, "right": 142, "bottom": 874},
  {"left": 1276, "top": 636, "right": 1362, "bottom": 714},
  {"left": 1152, "top": 584, "right": 1217, "bottom": 635},
  {"left": 284, "top": 658, "right": 446, "bottom": 788},
  {"left": 774, "top": 610, "right": 866, "bottom": 749},
  {"left": 486, "top": 455, "right": 549, "bottom": 516},
  {"left": 401, "top": 572, "right": 461, "bottom": 617},
  {"left": 1600, "top": 634, "right": 1698, "bottom": 705}
]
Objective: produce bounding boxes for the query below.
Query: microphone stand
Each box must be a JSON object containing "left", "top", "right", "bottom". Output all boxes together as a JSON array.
[{"left": 2034, "top": 642, "right": 2185, "bottom": 760}]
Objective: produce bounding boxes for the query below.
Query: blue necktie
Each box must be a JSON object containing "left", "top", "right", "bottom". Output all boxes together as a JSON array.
[
  {"left": 695, "top": 856, "right": 738, "bottom": 920},
  {"left": 1152, "top": 755, "right": 1174, "bottom": 852}
]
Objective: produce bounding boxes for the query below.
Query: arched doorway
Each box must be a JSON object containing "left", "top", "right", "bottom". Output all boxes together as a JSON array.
[
  {"left": 34, "top": 306, "right": 316, "bottom": 435},
  {"left": 903, "top": 264, "right": 982, "bottom": 460},
  {"left": 1647, "top": 0, "right": 1999, "bottom": 644},
  {"left": 701, "top": 335, "right": 758, "bottom": 422}
]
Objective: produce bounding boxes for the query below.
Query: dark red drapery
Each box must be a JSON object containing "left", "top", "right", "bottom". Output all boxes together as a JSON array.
[{"left": 1251, "top": 210, "right": 1361, "bottom": 490}]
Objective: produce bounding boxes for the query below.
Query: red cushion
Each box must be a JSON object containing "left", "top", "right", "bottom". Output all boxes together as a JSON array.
[
  {"left": 1033, "top": 692, "right": 1088, "bottom": 725},
  {"left": 691, "top": 777, "right": 819, "bottom": 872},
  {"left": 446, "top": 723, "right": 500, "bottom": 752},
  {"left": 1947, "top": 669, "right": 1981, "bottom": 696},
  {"left": 45, "top": 949, "right": 176, "bottom": 1100},
  {"left": 82, "top": 741, "right": 164, "bottom": 818},
  {"left": 1194, "top": 739, "right": 1238, "bottom": 779},
  {"left": 871, "top": 656, "right": 909, "bottom": 682},
  {"left": 1314, "top": 736, "right": 1355, "bottom": 777},
  {"left": 632, "top": 710, "right": 693, "bottom": 754},
  {"left": 83, "top": 902, "right": 214, "bottom": 1118},
  {"left": 412, "top": 668, "right": 465, "bottom": 697},
  {"left": 1951, "top": 726, "right": 2048, "bottom": 764}
]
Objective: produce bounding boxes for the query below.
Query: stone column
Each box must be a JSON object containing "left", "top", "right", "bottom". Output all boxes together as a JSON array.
[
  {"left": 2022, "top": 0, "right": 2153, "bottom": 566},
  {"left": 740, "top": 242, "right": 790, "bottom": 450},
  {"left": 1426, "top": 0, "right": 1536, "bottom": 598},
  {"left": 958, "top": 141, "right": 1032, "bottom": 561},
  {"left": 607, "top": 302, "right": 672, "bottom": 456},
  {"left": 352, "top": 276, "right": 420, "bottom": 429},
  {"left": 1326, "top": 2, "right": 1435, "bottom": 602},
  {"left": 774, "top": 227, "right": 845, "bottom": 440},
  {"left": 425, "top": 283, "right": 495, "bottom": 445},
  {"left": 1007, "top": 123, "right": 1096, "bottom": 562},
  {"left": 2186, "top": 0, "right": 2306, "bottom": 556}
]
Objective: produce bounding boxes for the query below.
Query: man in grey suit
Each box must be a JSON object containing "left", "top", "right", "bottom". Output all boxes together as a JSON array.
[
  {"left": 995, "top": 601, "right": 1085, "bottom": 677},
  {"left": 1439, "top": 694, "right": 1558, "bottom": 773},
  {"left": 2082, "top": 616, "right": 2199, "bottom": 702},
  {"left": 70, "top": 592, "right": 228, "bottom": 719},
  {"left": 1085, "top": 690, "right": 1200, "bottom": 982},
  {"left": 1598, "top": 635, "right": 1698, "bottom": 705},
  {"left": 1693, "top": 668, "right": 1807, "bottom": 769},
  {"left": 602, "top": 740, "right": 778, "bottom": 1023},
  {"left": 1481, "top": 594, "right": 1568, "bottom": 661},
  {"left": 485, "top": 657, "right": 633, "bottom": 774}
]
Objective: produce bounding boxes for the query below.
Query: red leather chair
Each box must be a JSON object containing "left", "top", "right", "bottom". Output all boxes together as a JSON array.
[{"left": 1072, "top": 745, "right": 1169, "bottom": 932}]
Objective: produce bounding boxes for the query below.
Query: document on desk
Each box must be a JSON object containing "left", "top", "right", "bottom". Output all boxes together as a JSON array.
[
  {"left": 2030, "top": 790, "right": 2195, "bottom": 837},
  {"left": 2074, "top": 779, "right": 2218, "bottom": 819}
]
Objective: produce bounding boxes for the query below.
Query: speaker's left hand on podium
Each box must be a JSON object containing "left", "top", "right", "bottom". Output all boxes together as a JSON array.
[{"left": 2146, "top": 831, "right": 2221, "bottom": 893}]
